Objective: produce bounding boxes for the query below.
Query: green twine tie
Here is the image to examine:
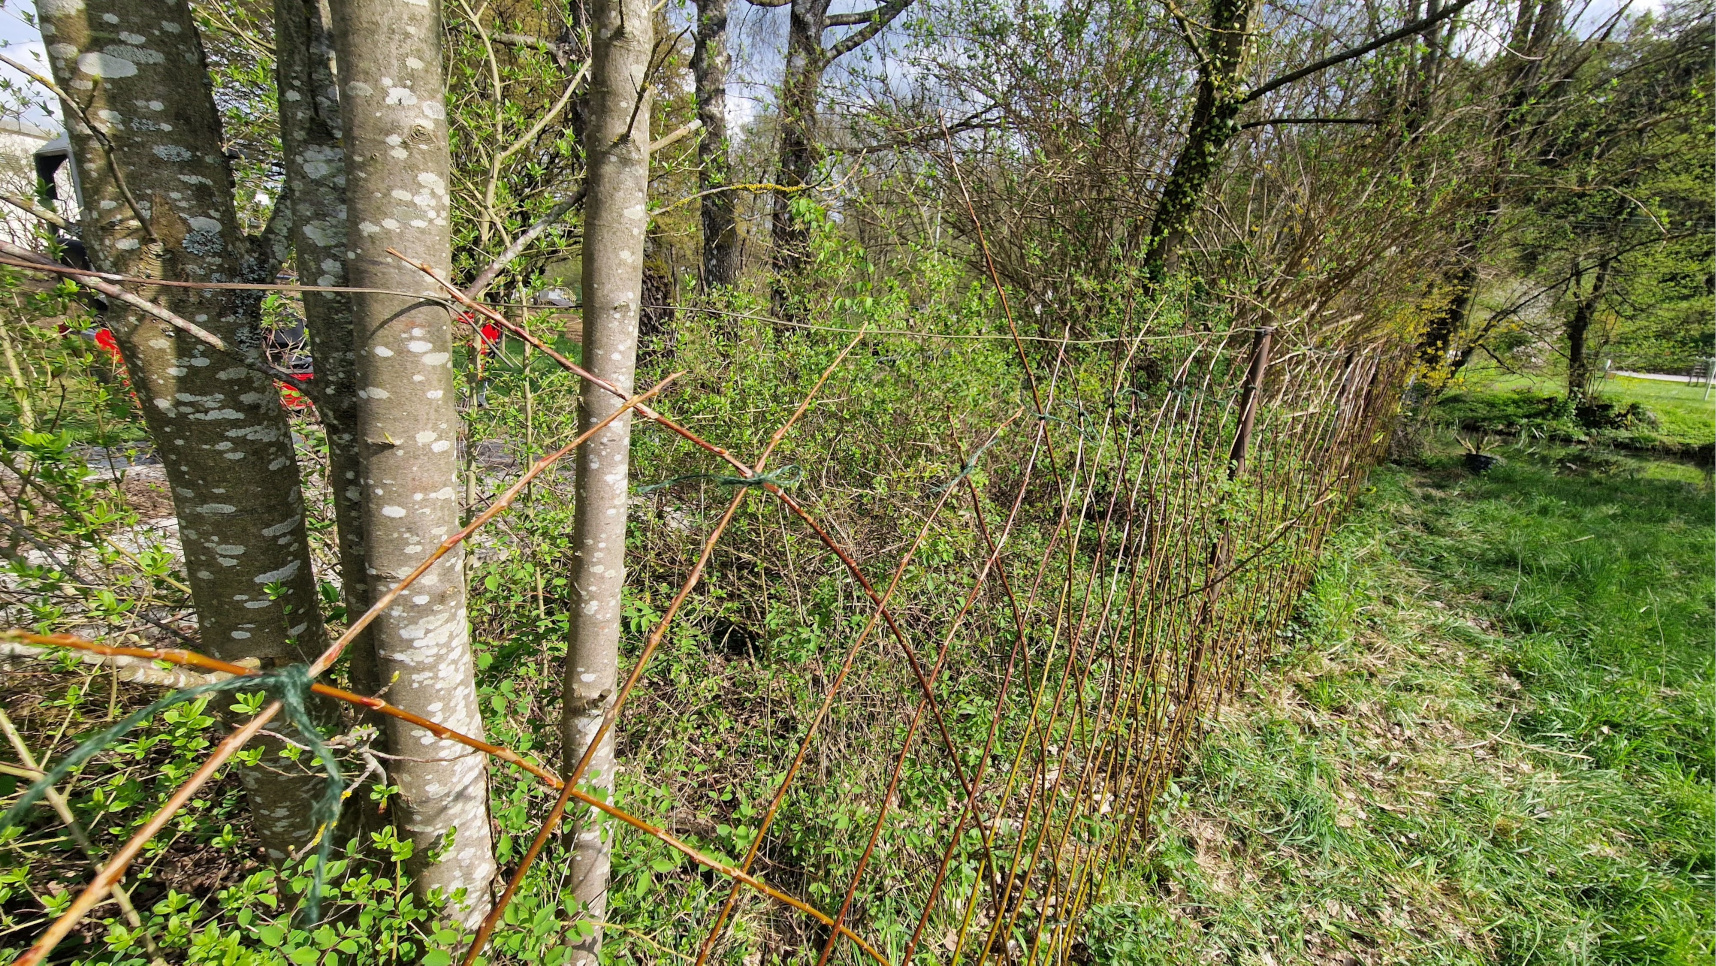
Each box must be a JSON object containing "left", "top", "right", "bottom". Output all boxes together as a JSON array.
[
  {"left": 928, "top": 432, "right": 1005, "bottom": 496},
  {"left": 636, "top": 463, "right": 804, "bottom": 496},
  {"left": 1, "top": 663, "right": 344, "bottom": 925}
]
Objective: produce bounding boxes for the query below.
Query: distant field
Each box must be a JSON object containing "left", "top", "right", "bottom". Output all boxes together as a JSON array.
[{"left": 1443, "top": 364, "right": 1714, "bottom": 450}]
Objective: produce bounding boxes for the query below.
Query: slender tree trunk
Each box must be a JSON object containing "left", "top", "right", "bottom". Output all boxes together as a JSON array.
[
  {"left": 560, "top": 0, "right": 652, "bottom": 954},
  {"left": 1140, "top": 0, "right": 1259, "bottom": 286},
  {"left": 274, "top": 0, "right": 376, "bottom": 693},
  {"left": 694, "top": 0, "right": 740, "bottom": 290},
  {"left": 37, "top": 0, "right": 329, "bottom": 859},
  {"left": 1416, "top": 235, "right": 1487, "bottom": 371},
  {"left": 1566, "top": 258, "right": 1609, "bottom": 401},
  {"left": 770, "top": 0, "right": 830, "bottom": 292},
  {"left": 329, "top": 0, "right": 496, "bottom": 923},
  {"left": 1415, "top": 0, "right": 1562, "bottom": 369}
]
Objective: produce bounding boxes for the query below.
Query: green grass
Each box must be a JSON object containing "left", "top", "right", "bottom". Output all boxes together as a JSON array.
[
  {"left": 1087, "top": 442, "right": 1715, "bottom": 965},
  {"left": 1441, "top": 363, "right": 1715, "bottom": 452}
]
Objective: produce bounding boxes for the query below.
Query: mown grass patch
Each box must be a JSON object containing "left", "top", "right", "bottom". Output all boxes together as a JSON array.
[
  {"left": 1088, "top": 443, "right": 1714, "bottom": 965},
  {"left": 1439, "top": 364, "right": 1714, "bottom": 453}
]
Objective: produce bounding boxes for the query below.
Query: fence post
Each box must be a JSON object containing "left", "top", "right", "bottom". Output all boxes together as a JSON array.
[{"left": 1227, "top": 326, "right": 1275, "bottom": 479}]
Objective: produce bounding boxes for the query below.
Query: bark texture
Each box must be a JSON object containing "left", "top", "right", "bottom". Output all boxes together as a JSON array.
[
  {"left": 1140, "top": 0, "right": 1260, "bottom": 284},
  {"left": 560, "top": 0, "right": 651, "bottom": 955},
  {"left": 770, "top": 0, "right": 830, "bottom": 282},
  {"left": 1565, "top": 258, "right": 1609, "bottom": 400},
  {"left": 36, "top": 0, "right": 328, "bottom": 859},
  {"left": 693, "top": 0, "right": 739, "bottom": 290},
  {"left": 328, "top": 0, "right": 496, "bottom": 922},
  {"left": 274, "top": 0, "right": 376, "bottom": 693}
]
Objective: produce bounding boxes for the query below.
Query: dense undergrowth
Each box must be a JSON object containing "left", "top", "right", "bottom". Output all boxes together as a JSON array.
[
  {"left": 1, "top": 234, "right": 1335, "bottom": 965},
  {"left": 2, "top": 221, "right": 1702, "bottom": 965},
  {"left": 1086, "top": 436, "right": 1714, "bottom": 965}
]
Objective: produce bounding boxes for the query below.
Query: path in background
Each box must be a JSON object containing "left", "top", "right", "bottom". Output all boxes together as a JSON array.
[
  {"left": 1087, "top": 442, "right": 1713, "bottom": 966},
  {"left": 1611, "top": 370, "right": 1703, "bottom": 384}
]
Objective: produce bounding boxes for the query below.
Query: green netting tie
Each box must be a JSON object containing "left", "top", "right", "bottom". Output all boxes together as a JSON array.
[
  {"left": 928, "top": 431, "right": 1005, "bottom": 496},
  {"left": 1034, "top": 410, "right": 1096, "bottom": 440},
  {"left": 636, "top": 464, "right": 804, "bottom": 496},
  {"left": 0, "top": 663, "right": 344, "bottom": 925}
]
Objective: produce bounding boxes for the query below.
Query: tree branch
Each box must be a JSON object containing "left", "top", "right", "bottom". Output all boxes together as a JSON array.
[
  {"left": 462, "top": 187, "right": 587, "bottom": 300},
  {"left": 0, "top": 240, "right": 304, "bottom": 386},
  {"left": 1238, "top": 116, "right": 1379, "bottom": 130},
  {"left": 826, "top": 7, "right": 887, "bottom": 26},
  {"left": 824, "top": 0, "right": 912, "bottom": 62},
  {"left": 650, "top": 117, "right": 703, "bottom": 153},
  {"left": 845, "top": 106, "right": 1004, "bottom": 153},
  {"left": 1240, "top": 0, "right": 1479, "bottom": 105},
  {"left": 0, "top": 194, "right": 71, "bottom": 232}
]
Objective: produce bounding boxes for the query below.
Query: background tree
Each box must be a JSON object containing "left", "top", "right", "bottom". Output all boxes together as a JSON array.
[
  {"left": 1443, "top": 2, "right": 1714, "bottom": 390},
  {"left": 273, "top": 0, "right": 374, "bottom": 689},
  {"left": 693, "top": 0, "right": 740, "bottom": 289},
  {"left": 753, "top": 0, "right": 912, "bottom": 298}
]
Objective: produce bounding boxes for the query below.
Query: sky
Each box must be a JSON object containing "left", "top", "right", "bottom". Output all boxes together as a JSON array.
[{"left": 0, "top": 1, "right": 55, "bottom": 130}]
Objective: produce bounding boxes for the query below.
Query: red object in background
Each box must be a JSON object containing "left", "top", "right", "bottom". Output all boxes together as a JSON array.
[
  {"left": 92, "top": 327, "right": 123, "bottom": 364},
  {"left": 83, "top": 325, "right": 316, "bottom": 411},
  {"left": 478, "top": 321, "right": 502, "bottom": 356},
  {"left": 278, "top": 371, "right": 314, "bottom": 410}
]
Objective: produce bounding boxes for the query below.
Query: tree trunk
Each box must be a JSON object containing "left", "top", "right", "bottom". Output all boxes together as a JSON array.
[
  {"left": 560, "top": 0, "right": 652, "bottom": 954},
  {"left": 274, "top": 0, "right": 376, "bottom": 694},
  {"left": 1415, "top": 0, "right": 1562, "bottom": 370},
  {"left": 329, "top": 0, "right": 496, "bottom": 923},
  {"left": 1140, "top": 0, "right": 1259, "bottom": 286},
  {"left": 37, "top": 0, "right": 329, "bottom": 859},
  {"left": 694, "top": 0, "right": 740, "bottom": 290},
  {"left": 1566, "top": 258, "right": 1609, "bottom": 401},
  {"left": 1416, "top": 241, "right": 1486, "bottom": 371},
  {"left": 771, "top": 0, "right": 831, "bottom": 291}
]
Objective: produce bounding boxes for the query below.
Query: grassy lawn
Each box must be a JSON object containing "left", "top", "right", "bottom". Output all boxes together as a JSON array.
[
  {"left": 1088, "top": 443, "right": 1714, "bottom": 965},
  {"left": 1441, "top": 364, "right": 1715, "bottom": 451}
]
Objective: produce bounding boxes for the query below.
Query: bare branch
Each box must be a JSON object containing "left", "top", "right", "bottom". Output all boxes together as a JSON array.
[
  {"left": 0, "top": 194, "right": 72, "bottom": 232},
  {"left": 1239, "top": 116, "right": 1379, "bottom": 130},
  {"left": 825, "top": 0, "right": 912, "bottom": 61},
  {"left": 1241, "top": 0, "right": 1480, "bottom": 105},
  {"left": 462, "top": 187, "right": 587, "bottom": 300},
  {"left": 650, "top": 117, "right": 703, "bottom": 152},
  {"left": 0, "top": 240, "right": 304, "bottom": 387}
]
